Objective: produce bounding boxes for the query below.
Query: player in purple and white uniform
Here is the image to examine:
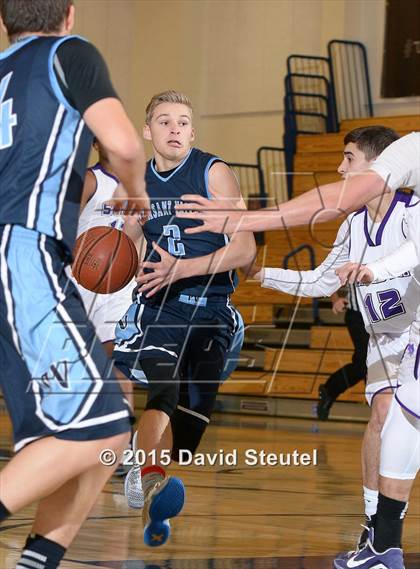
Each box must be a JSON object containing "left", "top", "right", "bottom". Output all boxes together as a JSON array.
[
  {"left": 177, "top": 131, "right": 420, "bottom": 569},
  {"left": 251, "top": 127, "right": 418, "bottom": 551}
]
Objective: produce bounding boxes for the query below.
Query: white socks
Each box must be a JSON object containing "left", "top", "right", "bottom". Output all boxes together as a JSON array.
[{"left": 363, "top": 486, "right": 379, "bottom": 518}]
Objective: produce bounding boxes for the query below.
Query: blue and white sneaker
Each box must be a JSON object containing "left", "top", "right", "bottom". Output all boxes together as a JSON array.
[
  {"left": 124, "top": 465, "right": 144, "bottom": 509},
  {"left": 142, "top": 476, "right": 185, "bottom": 547},
  {"left": 333, "top": 529, "right": 404, "bottom": 568}
]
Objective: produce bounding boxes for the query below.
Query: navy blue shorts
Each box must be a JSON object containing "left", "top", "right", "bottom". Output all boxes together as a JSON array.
[
  {"left": 113, "top": 293, "right": 243, "bottom": 454},
  {"left": 0, "top": 225, "right": 131, "bottom": 452},
  {"left": 114, "top": 292, "right": 239, "bottom": 372}
]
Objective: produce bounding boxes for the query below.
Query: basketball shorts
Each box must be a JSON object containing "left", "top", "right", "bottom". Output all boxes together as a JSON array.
[
  {"left": 119, "top": 303, "right": 244, "bottom": 385},
  {"left": 70, "top": 270, "right": 136, "bottom": 343},
  {"left": 114, "top": 292, "right": 238, "bottom": 369},
  {"left": 0, "top": 225, "right": 132, "bottom": 452},
  {"left": 365, "top": 331, "right": 409, "bottom": 406},
  {"left": 394, "top": 339, "right": 420, "bottom": 420},
  {"left": 380, "top": 394, "right": 420, "bottom": 480},
  {"left": 113, "top": 293, "right": 241, "bottom": 455}
]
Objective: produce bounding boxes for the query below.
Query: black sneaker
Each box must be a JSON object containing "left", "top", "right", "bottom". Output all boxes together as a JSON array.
[
  {"left": 357, "top": 515, "right": 375, "bottom": 550},
  {"left": 317, "top": 384, "right": 335, "bottom": 420}
]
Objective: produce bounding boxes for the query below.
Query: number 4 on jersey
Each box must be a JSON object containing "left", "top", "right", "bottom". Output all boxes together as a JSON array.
[{"left": 0, "top": 72, "right": 18, "bottom": 150}]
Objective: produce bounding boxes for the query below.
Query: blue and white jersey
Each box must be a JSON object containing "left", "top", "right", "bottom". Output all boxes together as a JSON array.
[
  {"left": 142, "top": 147, "right": 237, "bottom": 299},
  {"left": 0, "top": 35, "right": 93, "bottom": 253},
  {"left": 350, "top": 191, "right": 418, "bottom": 335}
]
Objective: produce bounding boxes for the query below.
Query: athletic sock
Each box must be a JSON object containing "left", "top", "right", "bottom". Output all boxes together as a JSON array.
[
  {"left": 141, "top": 465, "right": 165, "bottom": 498},
  {"left": 363, "top": 486, "right": 378, "bottom": 518},
  {"left": 374, "top": 493, "right": 407, "bottom": 551},
  {"left": 17, "top": 534, "right": 66, "bottom": 569},
  {"left": 0, "top": 500, "right": 11, "bottom": 521}
]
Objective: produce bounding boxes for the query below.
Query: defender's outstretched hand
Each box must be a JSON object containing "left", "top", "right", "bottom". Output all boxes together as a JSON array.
[
  {"left": 175, "top": 194, "right": 245, "bottom": 234},
  {"left": 336, "top": 262, "right": 374, "bottom": 286}
]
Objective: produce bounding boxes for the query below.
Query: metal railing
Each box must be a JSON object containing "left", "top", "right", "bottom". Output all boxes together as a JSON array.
[
  {"left": 283, "top": 40, "right": 373, "bottom": 198},
  {"left": 285, "top": 73, "right": 338, "bottom": 133},
  {"left": 227, "top": 162, "right": 266, "bottom": 245},
  {"left": 256, "top": 146, "right": 288, "bottom": 203},
  {"left": 287, "top": 54, "right": 330, "bottom": 78},
  {"left": 227, "top": 162, "right": 266, "bottom": 202},
  {"left": 328, "top": 39, "right": 373, "bottom": 121}
]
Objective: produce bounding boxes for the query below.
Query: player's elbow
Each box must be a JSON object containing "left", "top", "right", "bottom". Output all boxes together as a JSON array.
[{"left": 111, "top": 135, "right": 143, "bottom": 163}]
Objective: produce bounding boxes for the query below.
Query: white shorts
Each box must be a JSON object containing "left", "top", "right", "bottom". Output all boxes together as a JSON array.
[
  {"left": 76, "top": 279, "right": 136, "bottom": 343},
  {"left": 395, "top": 340, "right": 420, "bottom": 419},
  {"left": 380, "top": 394, "right": 420, "bottom": 480},
  {"left": 365, "top": 331, "right": 409, "bottom": 407}
]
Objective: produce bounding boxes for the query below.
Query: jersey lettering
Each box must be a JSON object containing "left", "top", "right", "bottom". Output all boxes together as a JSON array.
[
  {"left": 163, "top": 223, "right": 185, "bottom": 256},
  {"left": 0, "top": 72, "right": 18, "bottom": 150},
  {"left": 363, "top": 288, "right": 406, "bottom": 324}
]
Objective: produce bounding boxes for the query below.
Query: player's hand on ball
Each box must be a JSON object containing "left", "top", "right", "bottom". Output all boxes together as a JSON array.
[
  {"left": 175, "top": 194, "right": 244, "bottom": 235},
  {"left": 336, "top": 262, "right": 374, "bottom": 285},
  {"left": 136, "top": 242, "right": 181, "bottom": 297}
]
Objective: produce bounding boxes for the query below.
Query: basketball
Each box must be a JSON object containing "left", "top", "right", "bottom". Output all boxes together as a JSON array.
[{"left": 72, "top": 226, "right": 138, "bottom": 294}]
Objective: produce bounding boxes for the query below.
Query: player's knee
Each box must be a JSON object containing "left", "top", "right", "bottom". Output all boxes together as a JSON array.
[
  {"left": 146, "top": 382, "right": 179, "bottom": 417},
  {"left": 370, "top": 392, "right": 393, "bottom": 429},
  {"left": 171, "top": 408, "right": 208, "bottom": 461},
  {"left": 141, "top": 358, "right": 180, "bottom": 416}
]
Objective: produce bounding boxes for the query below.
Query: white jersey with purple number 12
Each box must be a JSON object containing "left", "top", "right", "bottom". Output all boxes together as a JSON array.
[
  {"left": 370, "top": 132, "right": 420, "bottom": 339},
  {"left": 370, "top": 132, "right": 420, "bottom": 418},
  {"left": 350, "top": 192, "right": 418, "bottom": 336}
]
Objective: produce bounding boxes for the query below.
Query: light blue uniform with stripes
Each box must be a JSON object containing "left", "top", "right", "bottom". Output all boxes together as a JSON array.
[{"left": 0, "top": 36, "right": 131, "bottom": 450}]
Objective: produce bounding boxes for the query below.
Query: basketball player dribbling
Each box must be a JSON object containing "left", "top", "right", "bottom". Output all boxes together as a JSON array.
[
  {"left": 113, "top": 90, "right": 256, "bottom": 547},
  {"left": 75, "top": 137, "right": 246, "bottom": 492},
  {"left": 0, "top": 2, "right": 148, "bottom": 568}
]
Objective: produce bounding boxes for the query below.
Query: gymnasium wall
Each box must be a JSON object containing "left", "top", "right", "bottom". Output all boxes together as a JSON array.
[{"left": 1, "top": 0, "right": 418, "bottom": 164}]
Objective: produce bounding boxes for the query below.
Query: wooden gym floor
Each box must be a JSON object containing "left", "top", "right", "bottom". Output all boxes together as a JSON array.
[{"left": 0, "top": 408, "right": 419, "bottom": 568}]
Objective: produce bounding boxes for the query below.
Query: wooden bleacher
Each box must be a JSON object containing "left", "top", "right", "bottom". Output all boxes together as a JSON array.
[{"left": 226, "top": 115, "right": 419, "bottom": 411}]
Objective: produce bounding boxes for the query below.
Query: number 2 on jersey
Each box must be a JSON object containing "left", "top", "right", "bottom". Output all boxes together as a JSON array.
[
  {"left": 163, "top": 224, "right": 185, "bottom": 256},
  {"left": 0, "top": 72, "right": 18, "bottom": 150}
]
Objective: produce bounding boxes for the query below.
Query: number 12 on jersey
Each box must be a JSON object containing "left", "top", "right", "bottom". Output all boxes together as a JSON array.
[
  {"left": 0, "top": 72, "right": 17, "bottom": 150},
  {"left": 163, "top": 224, "right": 185, "bottom": 256},
  {"left": 363, "top": 289, "right": 406, "bottom": 323}
]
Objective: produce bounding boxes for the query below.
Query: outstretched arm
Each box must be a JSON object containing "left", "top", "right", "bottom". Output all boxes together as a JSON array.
[
  {"left": 176, "top": 171, "right": 388, "bottom": 233},
  {"left": 336, "top": 239, "right": 420, "bottom": 286},
  {"left": 137, "top": 162, "right": 257, "bottom": 297},
  {"left": 176, "top": 133, "right": 420, "bottom": 234},
  {"left": 257, "top": 220, "right": 350, "bottom": 298}
]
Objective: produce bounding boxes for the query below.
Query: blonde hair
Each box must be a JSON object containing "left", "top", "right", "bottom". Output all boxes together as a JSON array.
[{"left": 145, "top": 90, "right": 193, "bottom": 124}]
